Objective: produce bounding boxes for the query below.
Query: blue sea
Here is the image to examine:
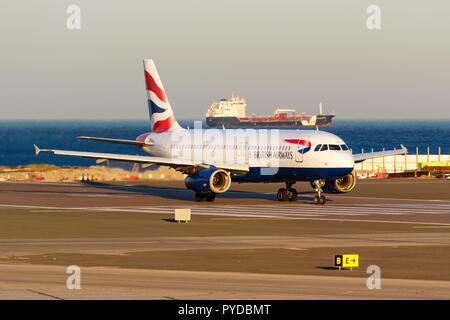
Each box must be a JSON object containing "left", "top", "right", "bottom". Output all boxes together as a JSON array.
[{"left": 0, "top": 120, "right": 449, "bottom": 166}]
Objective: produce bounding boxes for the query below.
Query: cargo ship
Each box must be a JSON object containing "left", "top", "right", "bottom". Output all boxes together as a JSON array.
[{"left": 205, "top": 94, "right": 335, "bottom": 129}]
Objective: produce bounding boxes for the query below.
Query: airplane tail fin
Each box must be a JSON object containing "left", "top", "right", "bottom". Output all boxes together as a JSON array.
[{"left": 143, "top": 59, "right": 181, "bottom": 133}]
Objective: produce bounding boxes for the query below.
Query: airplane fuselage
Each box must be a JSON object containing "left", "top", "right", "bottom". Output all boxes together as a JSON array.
[{"left": 137, "top": 129, "right": 355, "bottom": 183}]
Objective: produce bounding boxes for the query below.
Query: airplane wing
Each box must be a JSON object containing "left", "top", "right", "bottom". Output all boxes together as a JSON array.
[
  {"left": 33, "top": 145, "right": 249, "bottom": 174},
  {"left": 352, "top": 145, "right": 408, "bottom": 163},
  {"left": 77, "top": 136, "right": 153, "bottom": 147}
]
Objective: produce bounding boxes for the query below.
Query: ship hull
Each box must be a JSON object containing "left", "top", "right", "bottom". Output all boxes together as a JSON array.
[{"left": 206, "top": 115, "right": 334, "bottom": 129}]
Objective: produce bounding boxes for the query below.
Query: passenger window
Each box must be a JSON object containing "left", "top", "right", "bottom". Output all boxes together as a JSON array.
[
  {"left": 320, "top": 144, "right": 329, "bottom": 151},
  {"left": 329, "top": 144, "right": 341, "bottom": 151},
  {"left": 314, "top": 144, "right": 322, "bottom": 152}
]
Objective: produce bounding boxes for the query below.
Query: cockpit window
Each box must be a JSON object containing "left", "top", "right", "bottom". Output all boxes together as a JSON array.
[
  {"left": 340, "top": 144, "right": 349, "bottom": 151},
  {"left": 314, "top": 144, "right": 322, "bottom": 151},
  {"left": 320, "top": 144, "right": 329, "bottom": 151},
  {"left": 329, "top": 144, "right": 341, "bottom": 151}
]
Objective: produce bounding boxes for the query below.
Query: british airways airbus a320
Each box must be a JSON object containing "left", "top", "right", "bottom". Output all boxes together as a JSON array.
[{"left": 34, "top": 59, "right": 407, "bottom": 204}]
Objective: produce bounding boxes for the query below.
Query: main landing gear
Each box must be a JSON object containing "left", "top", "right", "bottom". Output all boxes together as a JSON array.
[
  {"left": 277, "top": 181, "right": 297, "bottom": 202},
  {"left": 312, "top": 179, "right": 326, "bottom": 205},
  {"left": 195, "top": 192, "right": 216, "bottom": 202}
]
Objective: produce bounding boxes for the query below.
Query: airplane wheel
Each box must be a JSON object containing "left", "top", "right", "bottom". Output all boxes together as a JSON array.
[
  {"left": 314, "top": 195, "right": 320, "bottom": 205},
  {"left": 319, "top": 195, "right": 326, "bottom": 205},
  {"left": 195, "top": 193, "right": 205, "bottom": 202},
  {"left": 277, "top": 188, "right": 288, "bottom": 201},
  {"left": 287, "top": 188, "right": 297, "bottom": 201},
  {"left": 206, "top": 193, "right": 216, "bottom": 202}
]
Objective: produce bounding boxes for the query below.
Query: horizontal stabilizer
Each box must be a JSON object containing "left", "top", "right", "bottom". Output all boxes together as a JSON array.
[{"left": 78, "top": 136, "right": 153, "bottom": 147}]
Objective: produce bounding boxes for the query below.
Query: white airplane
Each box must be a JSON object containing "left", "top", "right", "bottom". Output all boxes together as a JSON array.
[{"left": 34, "top": 59, "right": 407, "bottom": 204}]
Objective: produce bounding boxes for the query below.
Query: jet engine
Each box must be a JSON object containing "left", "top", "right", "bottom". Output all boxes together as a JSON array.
[
  {"left": 322, "top": 172, "right": 356, "bottom": 193},
  {"left": 185, "top": 168, "right": 232, "bottom": 194}
]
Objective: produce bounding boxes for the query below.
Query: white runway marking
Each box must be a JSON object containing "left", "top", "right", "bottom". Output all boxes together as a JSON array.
[
  {"left": 63, "top": 193, "right": 131, "bottom": 198},
  {"left": 333, "top": 195, "right": 450, "bottom": 203},
  {"left": 6, "top": 191, "right": 131, "bottom": 198},
  {"left": 1, "top": 203, "right": 449, "bottom": 225}
]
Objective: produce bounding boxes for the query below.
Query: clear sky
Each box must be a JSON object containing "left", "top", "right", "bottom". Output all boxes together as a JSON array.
[{"left": 0, "top": 0, "right": 449, "bottom": 120}]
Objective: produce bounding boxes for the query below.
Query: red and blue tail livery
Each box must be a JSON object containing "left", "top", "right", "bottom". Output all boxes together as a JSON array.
[{"left": 143, "top": 59, "right": 181, "bottom": 133}]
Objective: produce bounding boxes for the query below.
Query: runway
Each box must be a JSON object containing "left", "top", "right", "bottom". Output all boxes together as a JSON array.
[
  {"left": 2, "top": 264, "right": 450, "bottom": 300},
  {"left": 1, "top": 202, "right": 450, "bottom": 225},
  {"left": 0, "top": 179, "right": 449, "bottom": 225},
  {"left": 0, "top": 179, "right": 449, "bottom": 299}
]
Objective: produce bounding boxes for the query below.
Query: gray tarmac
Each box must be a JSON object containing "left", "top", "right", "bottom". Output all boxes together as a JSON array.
[{"left": 0, "top": 179, "right": 449, "bottom": 299}]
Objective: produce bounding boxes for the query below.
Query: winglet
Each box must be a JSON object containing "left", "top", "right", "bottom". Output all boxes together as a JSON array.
[
  {"left": 33, "top": 144, "right": 41, "bottom": 156},
  {"left": 400, "top": 144, "right": 408, "bottom": 153}
]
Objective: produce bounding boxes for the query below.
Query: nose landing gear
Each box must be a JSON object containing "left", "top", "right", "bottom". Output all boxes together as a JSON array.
[
  {"left": 277, "top": 181, "right": 297, "bottom": 202},
  {"left": 313, "top": 179, "right": 326, "bottom": 205}
]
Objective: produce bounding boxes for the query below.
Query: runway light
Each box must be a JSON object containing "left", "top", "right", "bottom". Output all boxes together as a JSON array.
[
  {"left": 175, "top": 208, "right": 191, "bottom": 223},
  {"left": 334, "top": 254, "right": 359, "bottom": 271}
]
